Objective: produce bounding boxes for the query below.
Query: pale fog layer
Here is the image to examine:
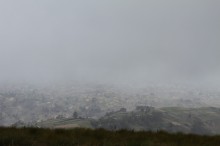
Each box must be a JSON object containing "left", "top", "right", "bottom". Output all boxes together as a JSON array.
[{"left": 0, "top": 0, "right": 220, "bottom": 89}]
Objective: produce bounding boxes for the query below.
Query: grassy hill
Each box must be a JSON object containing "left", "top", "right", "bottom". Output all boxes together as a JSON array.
[
  {"left": 34, "top": 107, "right": 220, "bottom": 135},
  {"left": 1, "top": 127, "right": 220, "bottom": 146},
  {"left": 36, "top": 118, "right": 93, "bottom": 129}
]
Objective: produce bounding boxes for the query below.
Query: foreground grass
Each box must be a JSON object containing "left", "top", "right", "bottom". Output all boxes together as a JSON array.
[{"left": 0, "top": 127, "right": 220, "bottom": 146}]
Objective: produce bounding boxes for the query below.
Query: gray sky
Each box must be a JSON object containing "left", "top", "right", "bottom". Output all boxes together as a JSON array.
[{"left": 0, "top": 0, "right": 220, "bottom": 86}]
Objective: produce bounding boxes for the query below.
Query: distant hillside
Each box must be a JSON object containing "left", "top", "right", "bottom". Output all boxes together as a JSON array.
[{"left": 32, "top": 106, "right": 220, "bottom": 135}]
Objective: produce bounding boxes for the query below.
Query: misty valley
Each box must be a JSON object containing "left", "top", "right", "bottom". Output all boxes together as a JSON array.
[
  {"left": 1, "top": 82, "right": 220, "bottom": 135},
  {"left": 1, "top": 0, "right": 220, "bottom": 145}
]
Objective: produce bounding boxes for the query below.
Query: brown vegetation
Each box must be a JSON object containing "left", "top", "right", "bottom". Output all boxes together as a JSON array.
[{"left": 1, "top": 127, "right": 220, "bottom": 146}]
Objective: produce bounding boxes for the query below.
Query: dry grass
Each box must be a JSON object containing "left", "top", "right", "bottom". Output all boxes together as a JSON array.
[{"left": 0, "top": 127, "right": 220, "bottom": 146}]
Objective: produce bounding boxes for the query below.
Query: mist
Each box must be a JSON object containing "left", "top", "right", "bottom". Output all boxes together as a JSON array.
[{"left": 0, "top": 0, "right": 220, "bottom": 87}]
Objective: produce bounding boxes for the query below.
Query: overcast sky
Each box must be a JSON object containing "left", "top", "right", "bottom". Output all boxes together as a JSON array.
[{"left": 0, "top": 0, "right": 220, "bottom": 86}]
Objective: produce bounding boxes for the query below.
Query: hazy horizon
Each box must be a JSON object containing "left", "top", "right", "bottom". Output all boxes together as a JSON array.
[{"left": 0, "top": 0, "right": 220, "bottom": 88}]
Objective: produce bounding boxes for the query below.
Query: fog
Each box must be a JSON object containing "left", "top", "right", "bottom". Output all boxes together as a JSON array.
[{"left": 0, "top": 0, "right": 220, "bottom": 87}]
